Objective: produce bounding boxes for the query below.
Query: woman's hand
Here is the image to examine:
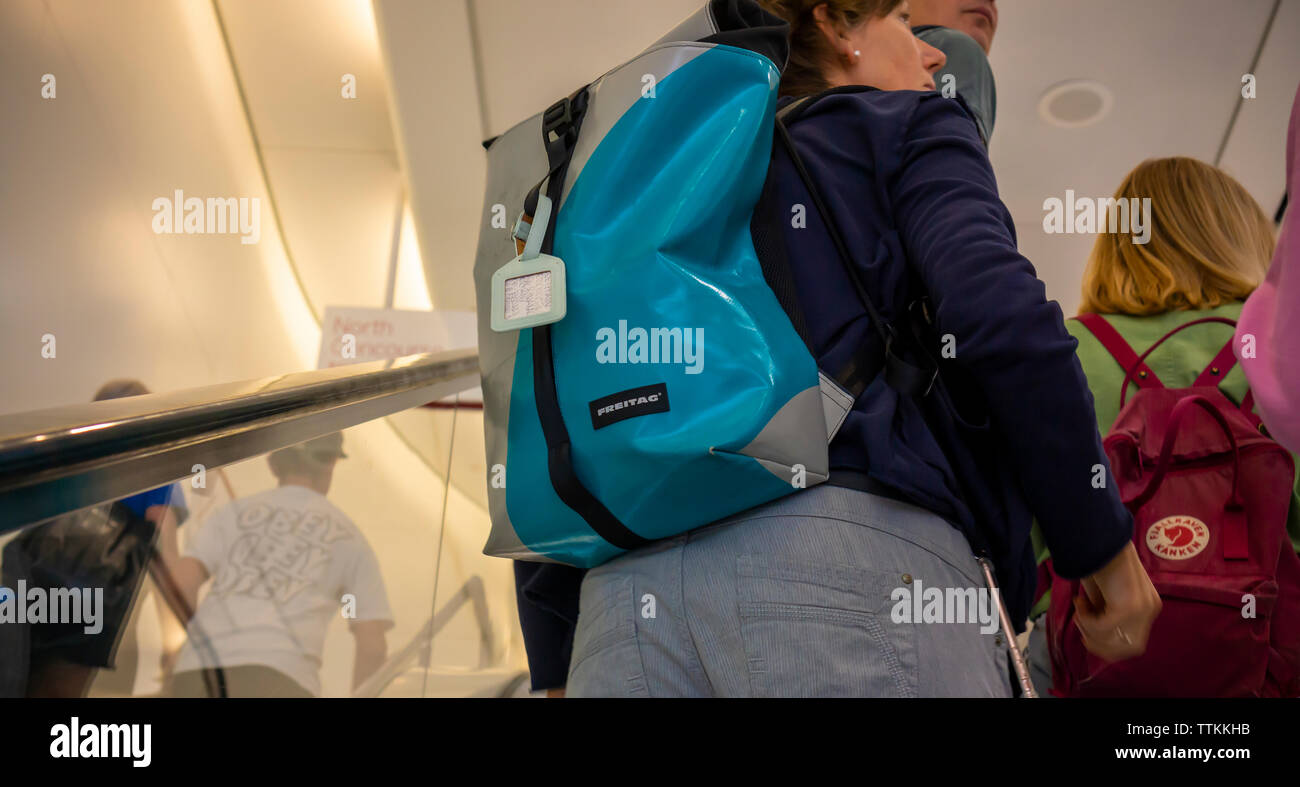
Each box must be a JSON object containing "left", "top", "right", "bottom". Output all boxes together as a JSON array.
[{"left": 1074, "top": 542, "right": 1162, "bottom": 662}]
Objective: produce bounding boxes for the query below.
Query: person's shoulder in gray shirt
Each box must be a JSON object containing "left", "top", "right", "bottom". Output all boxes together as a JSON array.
[{"left": 914, "top": 25, "right": 996, "bottom": 145}]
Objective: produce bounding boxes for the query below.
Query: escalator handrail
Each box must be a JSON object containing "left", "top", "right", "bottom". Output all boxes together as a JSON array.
[{"left": 0, "top": 348, "right": 480, "bottom": 533}]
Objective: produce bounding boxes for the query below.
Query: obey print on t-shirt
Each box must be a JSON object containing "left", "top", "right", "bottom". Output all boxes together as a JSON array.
[{"left": 208, "top": 502, "right": 354, "bottom": 604}]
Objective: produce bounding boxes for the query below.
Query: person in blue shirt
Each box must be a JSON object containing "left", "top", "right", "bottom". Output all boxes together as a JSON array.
[
  {"left": 911, "top": 0, "right": 997, "bottom": 144},
  {"left": 2, "top": 379, "right": 191, "bottom": 696},
  {"left": 90, "top": 380, "right": 190, "bottom": 696},
  {"left": 912, "top": 0, "right": 996, "bottom": 52},
  {"left": 94, "top": 379, "right": 190, "bottom": 554},
  {"left": 119, "top": 484, "right": 188, "bottom": 528},
  {"left": 518, "top": 0, "right": 1161, "bottom": 697}
]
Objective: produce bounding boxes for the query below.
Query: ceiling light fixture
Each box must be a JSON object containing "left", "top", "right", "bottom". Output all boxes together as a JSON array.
[{"left": 1038, "top": 80, "right": 1114, "bottom": 128}]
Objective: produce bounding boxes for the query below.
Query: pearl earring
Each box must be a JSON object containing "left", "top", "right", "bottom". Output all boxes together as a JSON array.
[{"left": 854, "top": 49, "right": 861, "bottom": 61}]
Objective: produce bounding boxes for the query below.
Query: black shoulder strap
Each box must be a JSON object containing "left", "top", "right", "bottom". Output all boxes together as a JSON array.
[
  {"left": 777, "top": 93, "right": 1002, "bottom": 565},
  {"left": 769, "top": 94, "right": 937, "bottom": 398},
  {"left": 528, "top": 91, "right": 651, "bottom": 553}
]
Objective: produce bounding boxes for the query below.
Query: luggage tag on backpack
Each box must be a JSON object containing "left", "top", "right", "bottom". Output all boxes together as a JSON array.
[{"left": 491, "top": 194, "right": 567, "bottom": 333}]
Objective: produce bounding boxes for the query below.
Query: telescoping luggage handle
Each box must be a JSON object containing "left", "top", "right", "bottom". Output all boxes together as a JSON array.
[{"left": 978, "top": 556, "right": 1038, "bottom": 698}]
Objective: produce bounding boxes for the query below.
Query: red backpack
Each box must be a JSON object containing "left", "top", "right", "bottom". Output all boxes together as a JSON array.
[{"left": 1045, "top": 314, "right": 1300, "bottom": 697}]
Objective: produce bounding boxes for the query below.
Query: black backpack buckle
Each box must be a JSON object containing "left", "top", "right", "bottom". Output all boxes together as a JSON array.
[
  {"left": 543, "top": 98, "right": 574, "bottom": 142},
  {"left": 884, "top": 334, "right": 939, "bottom": 398}
]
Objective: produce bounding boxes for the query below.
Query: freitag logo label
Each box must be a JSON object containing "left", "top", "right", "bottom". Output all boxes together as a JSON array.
[
  {"left": 1145, "top": 515, "right": 1209, "bottom": 560},
  {"left": 589, "top": 383, "right": 669, "bottom": 430}
]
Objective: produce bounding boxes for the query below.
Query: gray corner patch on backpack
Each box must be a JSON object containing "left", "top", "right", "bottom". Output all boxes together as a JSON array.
[{"left": 819, "top": 371, "right": 854, "bottom": 442}]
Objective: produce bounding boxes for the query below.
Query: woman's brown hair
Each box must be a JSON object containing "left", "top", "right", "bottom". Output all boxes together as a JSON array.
[
  {"left": 759, "top": 0, "right": 903, "bottom": 96},
  {"left": 1079, "top": 157, "right": 1274, "bottom": 316}
]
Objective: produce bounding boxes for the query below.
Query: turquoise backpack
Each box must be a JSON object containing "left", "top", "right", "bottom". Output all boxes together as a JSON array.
[{"left": 473, "top": 1, "right": 918, "bottom": 567}]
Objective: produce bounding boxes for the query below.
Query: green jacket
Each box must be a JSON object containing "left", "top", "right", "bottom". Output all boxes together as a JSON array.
[{"left": 1030, "top": 302, "right": 1300, "bottom": 619}]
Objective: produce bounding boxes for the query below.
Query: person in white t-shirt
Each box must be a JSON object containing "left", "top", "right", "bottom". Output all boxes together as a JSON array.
[{"left": 162, "top": 433, "right": 393, "bottom": 697}]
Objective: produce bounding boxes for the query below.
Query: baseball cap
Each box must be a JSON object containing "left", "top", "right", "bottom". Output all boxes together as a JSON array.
[{"left": 280, "top": 432, "right": 348, "bottom": 465}]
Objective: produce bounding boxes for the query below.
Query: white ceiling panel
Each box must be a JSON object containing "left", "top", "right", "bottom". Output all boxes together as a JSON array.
[
  {"left": 0, "top": 0, "right": 319, "bottom": 414},
  {"left": 215, "top": 0, "right": 396, "bottom": 152},
  {"left": 261, "top": 147, "right": 402, "bottom": 313},
  {"left": 988, "top": 0, "right": 1284, "bottom": 314},
  {"left": 471, "top": 0, "right": 703, "bottom": 137},
  {"left": 1219, "top": 0, "right": 1300, "bottom": 222},
  {"left": 213, "top": 0, "right": 411, "bottom": 324}
]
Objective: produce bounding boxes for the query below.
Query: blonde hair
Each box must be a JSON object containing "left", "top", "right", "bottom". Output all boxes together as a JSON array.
[
  {"left": 1079, "top": 157, "right": 1274, "bottom": 316},
  {"left": 759, "top": 0, "right": 902, "bottom": 97}
]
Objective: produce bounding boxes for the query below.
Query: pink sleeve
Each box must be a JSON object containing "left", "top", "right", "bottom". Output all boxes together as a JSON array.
[{"left": 1237, "top": 83, "right": 1300, "bottom": 452}]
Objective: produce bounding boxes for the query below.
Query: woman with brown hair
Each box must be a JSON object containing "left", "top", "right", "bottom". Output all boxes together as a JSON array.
[
  {"left": 1024, "top": 157, "right": 1299, "bottom": 694},
  {"left": 1079, "top": 157, "right": 1273, "bottom": 318},
  {"left": 552, "top": 0, "right": 1159, "bottom": 697},
  {"left": 1068, "top": 157, "right": 1284, "bottom": 479}
]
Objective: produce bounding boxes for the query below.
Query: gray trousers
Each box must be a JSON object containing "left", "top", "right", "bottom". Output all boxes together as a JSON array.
[{"left": 567, "top": 484, "right": 1013, "bottom": 697}]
